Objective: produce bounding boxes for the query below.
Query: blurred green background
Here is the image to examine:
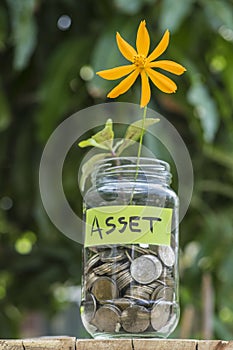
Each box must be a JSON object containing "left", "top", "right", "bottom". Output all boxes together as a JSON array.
[{"left": 0, "top": 0, "right": 233, "bottom": 340}]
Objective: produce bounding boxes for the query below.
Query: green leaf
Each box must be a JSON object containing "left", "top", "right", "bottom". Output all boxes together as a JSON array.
[
  {"left": 116, "top": 118, "right": 160, "bottom": 155},
  {"left": 113, "top": 0, "right": 143, "bottom": 15},
  {"left": 78, "top": 138, "right": 109, "bottom": 150},
  {"left": 92, "top": 119, "right": 114, "bottom": 150},
  {"left": 204, "top": 145, "right": 233, "bottom": 171},
  {"left": 7, "top": 0, "right": 38, "bottom": 70},
  {"left": 124, "top": 118, "right": 160, "bottom": 140},
  {"left": 159, "top": 0, "right": 194, "bottom": 32},
  {"left": 36, "top": 38, "right": 91, "bottom": 142},
  {"left": 196, "top": 180, "right": 233, "bottom": 199},
  {"left": 202, "top": 0, "right": 233, "bottom": 32},
  {"left": 78, "top": 119, "right": 114, "bottom": 151},
  {"left": 0, "top": 6, "right": 8, "bottom": 51},
  {"left": 187, "top": 80, "right": 219, "bottom": 142},
  {"left": 79, "top": 153, "right": 109, "bottom": 192},
  {"left": 0, "top": 86, "right": 11, "bottom": 131}
]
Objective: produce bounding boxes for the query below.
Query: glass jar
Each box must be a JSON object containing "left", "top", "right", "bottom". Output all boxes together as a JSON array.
[{"left": 80, "top": 157, "right": 179, "bottom": 338}]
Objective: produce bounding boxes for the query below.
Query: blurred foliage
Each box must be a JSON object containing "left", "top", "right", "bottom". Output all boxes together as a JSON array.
[{"left": 0, "top": 0, "right": 233, "bottom": 339}]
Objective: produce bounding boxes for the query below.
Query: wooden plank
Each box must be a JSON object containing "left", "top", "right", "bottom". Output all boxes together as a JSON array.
[
  {"left": 198, "top": 340, "right": 233, "bottom": 350},
  {"left": 23, "top": 337, "right": 76, "bottom": 350},
  {"left": 133, "top": 339, "right": 197, "bottom": 350},
  {"left": 1, "top": 338, "right": 233, "bottom": 350},
  {"left": 76, "top": 339, "right": 132, "bottom": 350},
  {"left": 0, "top": 340, "right": 23, "bottom": 350}
]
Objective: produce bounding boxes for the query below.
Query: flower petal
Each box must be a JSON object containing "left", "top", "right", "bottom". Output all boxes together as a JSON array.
[
  {"left": 136, "top": 20, "right": 150, "bottom": 57},
  {"left": 97, "top": 65, "right": 135, "bottom": 80},
  {"left": 140, "top": 70, "right": 151, "bottom": 107},
  {"left": 107, "top": 69, "right": 139, "bottom": 98},
  {"left": 147, "top": 30, "right": 170, "bottom": 62},
  {"left": 149, "top": 60, "right": 186, "bottom": 75},
  {"left": 116, "top": 32, "right": 137, "bottom": 62},
  {"left": 147, "top": 68, "right": 177, "bottom": 93}
]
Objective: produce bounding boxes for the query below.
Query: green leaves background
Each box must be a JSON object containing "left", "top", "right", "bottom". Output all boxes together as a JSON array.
[{"left": 0, "top": 0, "right": 232, "bottom": 339}]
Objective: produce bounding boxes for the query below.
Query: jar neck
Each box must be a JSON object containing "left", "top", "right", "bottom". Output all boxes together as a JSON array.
[{"left": 92, "top": 157, "right": 172, "bottom": 186}]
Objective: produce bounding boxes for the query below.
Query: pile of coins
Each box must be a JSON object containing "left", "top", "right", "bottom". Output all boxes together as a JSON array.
[{"left": 81, "top": 244, "right": 177, "bottom": 335}]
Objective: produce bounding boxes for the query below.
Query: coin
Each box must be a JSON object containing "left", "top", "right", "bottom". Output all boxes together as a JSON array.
[
  {"left": 150, "top": 285, "right": 164, "bottom": 301},
  {"left": 125, "top": 249, "right": 133, "bottom": 262},
  {"left": 151, "top": 300, "right": 171, "bottom": 330},
  {"left": 81, "top": 292, "right": 96, "bottom": 323},
  {"left": 107, "top": 261, "right": 130, "bottom": 275},
  {"left": 121, "top": 305, "right": 150, "bottom": 333},
  {"left": 107, "top": 298, "right": 133, "bottom": 310},
  {"left": 140, "top": 285, "right": 154, "bottom": 295},
  {"left": 148, "top": 280, "right": 165, "bottom": 289},
  {"left": 85, "top": 272, "right": 99, "bottom": 291},
  {"left": 93, "top": 262, "right": 113, "bottom": 275},
  {"left": 158, "top": 245, "right": 175, "bottom": 267},
  {"left": 85, "top": 253, "right": 100, "bottom": 274},
  {"left": 93, "top": 304, "right": 121, "bottom": 333},
  {"left": 100, "top": 248, "right": 126, "bottom": 262},
  {"left": 130, "top": 255, "right": 162, "bottom": 284},
  {"left": 124, "top": 286, "right": 151, "bottom": 300},
  {"left": 125, "top": 297, "right": 151, "bottom": 308},
  {"left": 158, "top": 309, "right": 177, "bottom": 333},
  {"left": 156, "top": 286, "right": 174, "bottom": 302},
  {"left": 91, "top": 276, "right": 119, "bottom": 302},
  {"left": 84, "top": 243, "right": 177, "bottom": 335},
  {"left": 116, "top": 270, "right": 133, "bottom": 290},
  {"left": 124, "top": 286, "right": 150, "bottom": 301}
]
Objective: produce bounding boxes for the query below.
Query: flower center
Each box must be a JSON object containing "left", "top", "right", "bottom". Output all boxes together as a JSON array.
[{"left": 133, "top": 54, "right": 146, "bottom": 68}]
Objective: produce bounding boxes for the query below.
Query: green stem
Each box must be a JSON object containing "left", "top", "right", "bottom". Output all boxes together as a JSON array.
[
  {"left": 130, "top": 106, "right": 147, "bottom": 204},
  {"left": 135, "top": 106, "right": 147, "bottom": 180}
]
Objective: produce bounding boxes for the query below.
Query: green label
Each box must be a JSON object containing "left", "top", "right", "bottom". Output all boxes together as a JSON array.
[{"left": 84, "top": 205, "right": 173, "bottom": 247}]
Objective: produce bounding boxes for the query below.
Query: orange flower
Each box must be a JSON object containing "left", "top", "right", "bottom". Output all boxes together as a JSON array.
[{"left": 96, "top": 20, "right": 186, "bottom": 107}]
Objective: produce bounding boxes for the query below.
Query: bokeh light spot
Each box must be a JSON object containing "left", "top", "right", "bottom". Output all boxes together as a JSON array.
[
  {"left": 219, "top": 25, "right": 233, "bottom": 42},
  {"left": 210, "top": 55, "right": 227, "bottom": 73},
  {"left": 80, "top": 66, "right": 94, "bottom": 81},
  {"left": 15, "top": 231, "right": 37, "bottom": 254},
  {"left": 220, "top": 307, "right": 233, "bottom": 324},
  {"left": 57, "top": 15, "right": 72, "bottom": 31},
  {"left": 0, "top": 196, "right": 13, "bottom": 210}
]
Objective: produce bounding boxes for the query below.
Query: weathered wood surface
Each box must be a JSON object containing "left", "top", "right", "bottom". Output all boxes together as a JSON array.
[{"left": 0, "top": 337, "right": 232, "bottom": 350}]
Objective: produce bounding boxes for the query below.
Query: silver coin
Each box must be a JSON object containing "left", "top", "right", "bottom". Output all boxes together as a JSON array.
[
  {"left": 158, "top": 310, "right": 178, "bottom": 333},
  {"left": 85, "top": 253, "right": 100, "bottom": 274},
  {"left": 107, "top": 298, "right": 133, "bottom": 310},
  {"left": 124, "top": 286, "right": 150, "bottom": 301},
  {"left": 148, "top": 280, "right": 165, "bottom": 289},
  {"left": 107, "top": 261, "right": 130, "bottom": 275},
  {"left": 156, "top": 286, "right": 174, "bottom": 302},
  {"left": 81, "top": 292, "right": 96, "bottom": 323},
  {"left": 130, "top": 255, "right": 162, "bottom": 284},
  {"left": 85, "top": 272, "right": 99, "bottom": 291},
  {"left": 121, "top": 305, "right": 150, "bottom": 333},
  {"left": 123, "top": 295, "right": 151, "bottom": 308},
  {"left": 117, "top": 272, "right": 133, "bottom": 290},
  {"left": 150, "top": 285, "right": 164, "bottom": 301},
  {"left": 93, "top": 262, "right": 114, "bottom": 275},
  {"left": 158, "top": 245, "right": 175, "bottom": 267},
  {"left": 151, "top": 300, "right": 171, "bottom": 330},
  {"left": 93, "top": 304, "right": 121, "bottom": 333},
  {"left": 100, "top": 248, "right": 126, "bottom": 262}
]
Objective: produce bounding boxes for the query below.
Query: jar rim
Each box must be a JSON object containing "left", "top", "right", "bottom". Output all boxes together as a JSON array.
[{"left": 92, "top": 156, "right": 172, "bottom": 185}]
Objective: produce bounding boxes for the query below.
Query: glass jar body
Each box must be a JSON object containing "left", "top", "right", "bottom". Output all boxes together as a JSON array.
[{"left": 80, "top": 157, "right": 179, "bottom": 338}]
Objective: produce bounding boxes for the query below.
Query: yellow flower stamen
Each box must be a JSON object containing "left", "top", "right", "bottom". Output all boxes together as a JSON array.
[{"left": 133, "top": 54, "right": 147, "bottom": 68}]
